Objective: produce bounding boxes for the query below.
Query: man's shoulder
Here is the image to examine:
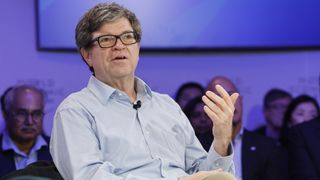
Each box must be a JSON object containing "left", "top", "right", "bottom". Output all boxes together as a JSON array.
[
  {"left": 0, "top": 136, "right": 15, "bottom": 177},
  {"left": 242, "top": 129, "right": 287, "bottom": 163},
  {"left": 37, "top": 135, "right": 52, "bottom": 161},
  {"left": 150, "top": 91, "right": 171, "bottom": 99},
  {"left": 0, "top": 134, "right": 4, "bottom": 151},
  {"left": 253, "top": 126, "right": 266, "bottom": 135},
  {"left": 243, "top": 129, "right": 280, "bottom": 148},
  {"left": 57, "top": 87, "right": 95, "bottom": 111},
  {"left": 41, "top": 134, "right": 51, "bottom": 144},
  {"left": 150, "top": 91, "right": 178, "bottom": 106},
  {"left": 0, "top": 134, "right": 13, "bottom": 156}
]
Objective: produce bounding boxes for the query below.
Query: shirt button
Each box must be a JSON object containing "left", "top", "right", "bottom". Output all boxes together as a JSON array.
[
  {"left": 250, "top": 146, "right": 256, "bottom": 151},
  {"left": 215, "top": 160, "right": 221, "bottom": 167},
  {"left": 145, "top": 130, "right": 150, "bottom": 135}
]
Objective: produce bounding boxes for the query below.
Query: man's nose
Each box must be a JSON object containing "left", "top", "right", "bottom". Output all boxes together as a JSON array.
[
  {"left": 25, "top": 114, "right": 34, "bottom": 124},
  {"left": 113, "top": 38, "right": 126, "bottom": 49}
]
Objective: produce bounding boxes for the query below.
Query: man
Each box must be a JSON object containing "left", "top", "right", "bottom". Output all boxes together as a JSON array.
[
  {"left": 207, "top": 76, "right": 289, "bottom": 180},
  {"left": 255, "top": 89, "right": 292, "bottom": 140},
  {"left": 0, "top": 85, "right": 51, "bottom": 177},
  {"left": 50, "top": 3, "right": 238, "bottom": 180}
]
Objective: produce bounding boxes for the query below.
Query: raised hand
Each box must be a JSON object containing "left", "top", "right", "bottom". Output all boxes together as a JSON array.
[{"left": 202, "top": 84, "right": 239, "bottom": 156}]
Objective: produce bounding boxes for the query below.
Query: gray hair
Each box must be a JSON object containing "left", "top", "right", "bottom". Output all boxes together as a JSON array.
[
  {"left": 1, "top": 85, "right": 45, "bottom": 115},
  {"left": 75, "top": 2, "right": 142, "bottom": 50}
]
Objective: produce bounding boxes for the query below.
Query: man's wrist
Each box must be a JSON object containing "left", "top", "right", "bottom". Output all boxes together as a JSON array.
[{"left": 213, "top": 140, "right": 230, "bottom": 156}]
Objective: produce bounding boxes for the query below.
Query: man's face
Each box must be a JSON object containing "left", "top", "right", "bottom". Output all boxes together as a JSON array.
[
  {"left": 6, "top": 89, "right": 44, "bottom": 143},
  {"left": 264, "top": 97, "right": 291, "bottom": 129},
  {"left": 82, "top": 17, "right": 140, "bottom": 83}
]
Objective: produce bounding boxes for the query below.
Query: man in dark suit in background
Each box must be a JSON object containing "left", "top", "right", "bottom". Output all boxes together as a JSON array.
[
  {"left": 0, "top": 85, "right": 51, "bottom": 177},
  {"left": 254, "top": 88, "right": 292, "bottom": 140},
  {"left": 207, "top": 76, "right": 289, "bottom": 180}
]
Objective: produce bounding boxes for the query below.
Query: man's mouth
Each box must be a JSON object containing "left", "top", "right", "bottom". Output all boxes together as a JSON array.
[
  {"left": 21, "top": 128, "right": 36, "bottom": 133},
  {"left": 113, "top": 55, "right": 127, "bottom": 60}
]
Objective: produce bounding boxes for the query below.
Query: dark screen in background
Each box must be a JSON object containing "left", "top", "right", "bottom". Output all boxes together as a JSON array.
[{"left": 36, "top": 0, "right": 320, "bottom": 50}]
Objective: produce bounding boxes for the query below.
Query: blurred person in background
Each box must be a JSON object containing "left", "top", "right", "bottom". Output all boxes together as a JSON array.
[
  {"left": 175, "top": 82, "right": 205, "bottom": 110},
  {"left": 282, "top": 94, "right": 319, "bottom": 128},
  {"left": 285, "top": 117, "right": 320, "bottom": 180},
  {"left": 282, "top": 93, "right": 320, "bottom": 179},
  {"left": 0, "top": 85, "right": 51, "bottom": 177},
  {"left": 184, "top": 96, "right": 213, "bottom": 152},
  {"left": 254, "top": 88, "right": 292, "bottom": 140}
]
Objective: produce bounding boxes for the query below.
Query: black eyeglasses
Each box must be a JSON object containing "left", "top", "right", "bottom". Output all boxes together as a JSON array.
[
  {"left": 11, "top": 109, "right": 44, "bottom": 122},
  {"left": 90, "top": 31, "right": 139, "bottom": 48}
]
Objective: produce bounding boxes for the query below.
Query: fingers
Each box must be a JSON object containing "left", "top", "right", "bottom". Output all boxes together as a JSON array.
[
  {"left": 203, "top": 90, "right": 236, "bottom": 119},
  {"left": 204, "top": 85, "right": 239, "bottom": 112},
  {"left": 202, "top": 171, "right": 237, "bottom": 180},
  {"left": 215, "top": 84, "right": 239, "bottom": 108},
  {"left": 212, "top": 168, "right": 223, "bottom": 172},
  {"left": 204, "top": 91, "right": 226, "bottom": 111},
  {"left": 203, "top": 105, "right": 220, "bottom": 123},
  {"left": 178, "top": 169, "right": 225, "bottom": 180},
  {"left": 202, "top": 95, "right": 224, "bottom": 119},
  {"left": 215, "top": 85, "right": 233, "bottom": 107},
  {"left": 230, "top": 92, "right": 239, "bottom": 105}
]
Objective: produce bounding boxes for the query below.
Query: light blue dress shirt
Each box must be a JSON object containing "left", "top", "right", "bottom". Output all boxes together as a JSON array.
[
  {"left": 50, "top": 76, "right": 234, "bottom": 180},
  {"left": 233, "top": 129, "right": 243, "bottom": 180},
  {"left": 2, "top": 130, "right": 47, "bottom": 170}
]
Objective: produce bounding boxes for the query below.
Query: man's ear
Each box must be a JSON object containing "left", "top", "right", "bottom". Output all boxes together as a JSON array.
[
  {"left": 80, "top": 48, "right": 93, "bottom": 67},
  {"left": 2, "top": 109, "right": 11, "bottom": 124},
  {"left": 263, "top": 107, "right": 268, "bottom": 117},
  {"left": 2, "top": 111, "right": 8, "bottom": 123}
]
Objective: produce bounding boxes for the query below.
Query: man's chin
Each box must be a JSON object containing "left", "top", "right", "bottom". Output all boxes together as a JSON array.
[{"left": 19, "top": 132, "right": 38, "bottom": 141}]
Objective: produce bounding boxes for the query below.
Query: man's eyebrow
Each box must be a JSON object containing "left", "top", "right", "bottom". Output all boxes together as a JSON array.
[
  {"left": 96, "top": 30, "right": 134, "bottom": 36},
  {"left": 14, "top": 108, "right": 43, "bottom": 112}
]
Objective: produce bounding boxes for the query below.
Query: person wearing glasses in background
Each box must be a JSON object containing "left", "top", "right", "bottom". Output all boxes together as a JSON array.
[
  {"left": 254, "top": 88, "right": 292, "bottom": 141},
  {"left": 0, "top": 85, "right": 51, "bottom": 177},
  {"left": 50, "top": 2, "right": 238, "bottom": 180}
]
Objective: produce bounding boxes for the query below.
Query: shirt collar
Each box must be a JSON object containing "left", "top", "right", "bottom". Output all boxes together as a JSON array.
[
  {"left": 134, "top": 77, "right": 152, "bottom": 99},
  {"left": 87, "top": 75, "right": 152, "bottom": 104},
  {"left": 2, "top": 130, "right": 47, "bottom": 156}
]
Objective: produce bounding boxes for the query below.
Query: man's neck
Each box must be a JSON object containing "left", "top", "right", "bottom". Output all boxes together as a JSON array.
[
  {"left": 13, "top": 139, "right": 35, "bottom": 155},
  {"left": 265, "top": 123, "right": 280, "bottom": 139},
  {"left": 99, "top": 75, "right": 137, "bottom": 102}
]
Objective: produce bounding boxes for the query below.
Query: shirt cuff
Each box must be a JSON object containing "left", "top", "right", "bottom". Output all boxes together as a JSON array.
[{"left": 206, "top": 143, "right": 234, "bottom": 173}]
